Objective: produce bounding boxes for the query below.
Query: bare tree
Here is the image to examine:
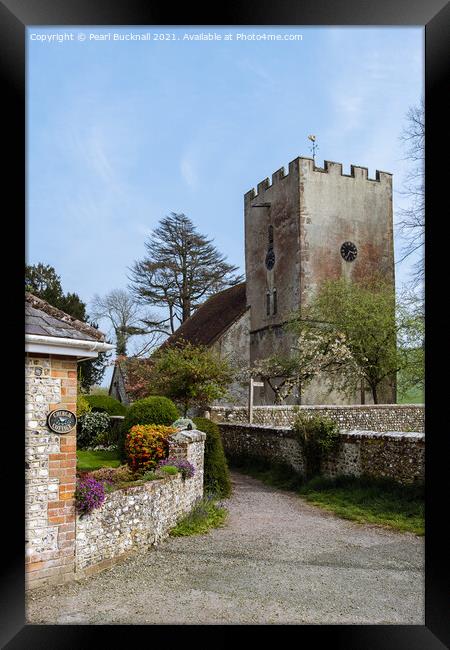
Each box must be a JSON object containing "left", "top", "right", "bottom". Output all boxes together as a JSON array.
[
  {"left": 128, "top": 213, "right": 243, "bottom": 333},
  {"left": 90, "top": 289, "right": 168, "bottom": 356},
  {"left": 397, "top": 98, "right": 424, "bottom": 289}
]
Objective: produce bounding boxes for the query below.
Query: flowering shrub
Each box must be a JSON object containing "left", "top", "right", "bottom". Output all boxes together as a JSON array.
[
  {"left": 125, "top": 424, "right": 176, "bottom": 472},
  {"left": 77, "top": 411, "right": 111, "bottom": 450},
  {"left": 158, "top": 457, "right": 195, "bottom": 480},
  {"left": 75, "top": 476, "right": 107, "bottom": 516}
]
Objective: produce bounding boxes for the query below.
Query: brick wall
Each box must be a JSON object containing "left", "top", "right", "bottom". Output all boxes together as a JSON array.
[
  {"left": 210, "top": 404, "right": 425, "bottom": 433},
  {"left": 25, "top": 354, "right": 78, "bottom": 589}
]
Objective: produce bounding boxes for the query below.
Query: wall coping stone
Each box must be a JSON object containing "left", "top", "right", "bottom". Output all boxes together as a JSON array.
[
  {"left": 211, "top": 404, "right": 424, "bottom": 410},
  {"left": 218, "top": 422, "right": 424, "bottom": 442},
  {"left": 169, "top": 429, "right": 206, "bottom": 443}
]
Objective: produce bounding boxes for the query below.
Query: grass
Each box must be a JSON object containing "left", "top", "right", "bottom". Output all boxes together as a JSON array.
[
  {"left": 170, "top": 496, "right": 228, "bottom": 537},
  {"left": 299, "top": 475, "right": 424, "bottom": 536},
  {"left": 397, "top": 384, "right": 424, "bottom": 404},
  {"left": 229, "top": 455, "right": 424, "bottom": 536},
  {"left": 76, "top": 449, "right": 121, "bottom": 471}
]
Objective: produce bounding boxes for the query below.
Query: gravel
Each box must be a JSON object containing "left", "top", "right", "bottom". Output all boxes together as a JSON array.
[{"left": 26, "top": 471, "right": 424, "bottom": 625}]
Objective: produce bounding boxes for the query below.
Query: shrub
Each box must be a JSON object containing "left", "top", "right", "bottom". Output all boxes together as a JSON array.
[
  {"left": 292, "top": 411, "right": 341, "bottom": 479},
  {"left": 125, "top": 424, "right": 176, "bottom": 472},
  {"left": 119, "top": 396, "right": 179, "bottom": 461},
  {"left": 77, "top": 411, "right": 111, "bottom": 450},
  {"left": 75, "top": 476, "right": 107, "bottom": 516},
  {"left": 158, "top": 457, "right": 195, "bottom": 479},
  {"left": 159, "top": 465, "right": 179, "bottom": 476},
  {"left": 88, "top": 465, "right": 136, "bottom": 485},
  {"left": 77, "top": 393, "right": 92, "bottom": 418},
  {"left": 85, "top": 394, "right": 127, "bottom": 416},
  {"left": 141, "top": 470, "right": 160, "bottom": 481},
  {"left": 193, "top": 417, "right": 231, "bottom": 498}
]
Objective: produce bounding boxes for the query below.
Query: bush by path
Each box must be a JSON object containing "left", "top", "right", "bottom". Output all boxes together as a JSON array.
[{"left": 193, "top": 417, "right": 231, "bottom": 498}]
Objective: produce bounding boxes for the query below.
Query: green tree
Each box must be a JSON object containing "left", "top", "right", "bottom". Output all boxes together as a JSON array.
[
  {"left": 26, "top": 262, "right": 110, "bottom": 390},
  {"left": 396, "top": 288, "right": 424, "bottom": 399},
  {"left": 129, "top": 213, "right": 243, "bottom": 333},
  {"left": 128, "top": 340, "right": 234, "bottom": 416},
  {"left": 290, "top": 275, "right": 420, "bottom": 404}
]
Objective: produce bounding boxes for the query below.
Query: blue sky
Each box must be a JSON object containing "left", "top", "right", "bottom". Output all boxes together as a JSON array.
[{"left": 27, "top": 26, "right": 423, "bottom": 382}]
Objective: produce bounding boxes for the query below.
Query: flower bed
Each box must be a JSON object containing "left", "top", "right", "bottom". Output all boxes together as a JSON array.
[{"left": 75, "top": 428, "right": 206, "bottom": 578}]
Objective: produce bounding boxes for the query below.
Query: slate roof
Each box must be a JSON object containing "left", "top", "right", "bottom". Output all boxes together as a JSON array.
[
  {"left": 25, "top": 292, "right": 105, "bottom": 342},
  {"left": 162, "top": 282, "right": 248, "bottom": 348}
]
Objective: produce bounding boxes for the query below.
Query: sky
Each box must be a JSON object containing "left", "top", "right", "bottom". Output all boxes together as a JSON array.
[{"left": 27, "top": 26, "right": 423, "bottom": 384}]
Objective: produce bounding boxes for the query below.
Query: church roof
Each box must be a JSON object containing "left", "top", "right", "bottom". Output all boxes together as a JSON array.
[{"left": 163, "top": 282, "right": 248, "bottom": 348}]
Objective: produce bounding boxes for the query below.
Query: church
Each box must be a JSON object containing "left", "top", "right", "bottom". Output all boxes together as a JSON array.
[{"left": 110, "top": 155, "right": 395, "bottom": 406}]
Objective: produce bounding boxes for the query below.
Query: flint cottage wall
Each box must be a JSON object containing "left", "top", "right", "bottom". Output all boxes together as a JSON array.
[
  {"left": 25, "top": 351, "right": 206, "bottom": 589},
  {"left": 25, "top": 354, "right": 78, "bottom": 589}
]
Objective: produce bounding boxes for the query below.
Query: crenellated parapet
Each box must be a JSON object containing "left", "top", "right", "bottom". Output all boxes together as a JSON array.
[{"left": 245, "top": 156, "right": 392, "bottom": 201}]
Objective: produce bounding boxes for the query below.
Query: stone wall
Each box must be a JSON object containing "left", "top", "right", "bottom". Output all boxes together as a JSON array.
[
  {"left": 25, "top": 354, "right": 78, "bottom": 589},
  {"left": 210, "top": 404, "right": 424, "bottom": 433},
  {"left": 75, "top": 429, "right": 206, "bottom": 577},
  {"left": 219, "top": 423, "right": 424, "bottom": 485}
]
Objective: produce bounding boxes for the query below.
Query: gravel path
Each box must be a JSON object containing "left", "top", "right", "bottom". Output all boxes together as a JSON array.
[{"left": 26, "top": 471, "right": 424, "bottom": 625}]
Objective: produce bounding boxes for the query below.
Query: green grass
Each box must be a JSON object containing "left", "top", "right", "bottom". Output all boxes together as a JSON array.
[
  {"left": 230, "top": 456, "right": 424, "bottom": 536},
  {"left": 397, "top": 384, "right": 424, "bottom": 404},
  {"left": 76, "top": 449, "right": 121, "bottom": 471},
  {"left": 299, "top": 475, "right": 424, "bottom": 536},
  {"left": 170, "top": 496, "right": 228, "bottom": 536}
]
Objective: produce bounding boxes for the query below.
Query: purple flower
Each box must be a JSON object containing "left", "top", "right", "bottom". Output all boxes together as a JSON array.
[
  {"left": 158, "top": 458, "right": 195, "bottom": 479},
  {"left": 75, "top": 476, "right": 106, "bottom": 515}
]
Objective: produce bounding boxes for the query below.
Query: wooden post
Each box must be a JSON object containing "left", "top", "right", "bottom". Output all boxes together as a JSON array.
[
  {"left": 249, "top": 378, "right": 264, "bottom": 424},
  {"left": 249, "top": 377, "right": 254, "bottom": 424}
]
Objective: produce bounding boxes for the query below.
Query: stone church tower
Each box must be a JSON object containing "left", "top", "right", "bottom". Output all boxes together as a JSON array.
[
  {"left": 244, "top": 156, "right": 395, "bottom": 405},
  {"left": 111, "top": 155, "right": 396, "bottom": 408}
]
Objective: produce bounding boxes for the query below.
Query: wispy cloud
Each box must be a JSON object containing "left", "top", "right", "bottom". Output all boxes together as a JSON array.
[{"left": 180, "top": 153, "right": 199, "bottom": 189}]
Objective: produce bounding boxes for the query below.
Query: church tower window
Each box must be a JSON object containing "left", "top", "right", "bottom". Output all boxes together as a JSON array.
[
  {"left": 266, "top": 291, "right": 270, "bottom": 316},
  {"left": 272, "top": 289, "right": 277, "bottom": 315}
]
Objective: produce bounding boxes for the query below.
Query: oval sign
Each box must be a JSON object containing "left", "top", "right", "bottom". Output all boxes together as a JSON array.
[{"left": 47, "top": 409, "right": 77, "bottom": 434}]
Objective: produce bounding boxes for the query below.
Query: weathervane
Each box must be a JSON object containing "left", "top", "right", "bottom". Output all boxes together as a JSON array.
[{"left": 307, "top": 134, "right": 318, "bottom": 163}]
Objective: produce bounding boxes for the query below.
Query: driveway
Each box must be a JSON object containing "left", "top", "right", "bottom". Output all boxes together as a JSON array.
[{"left": 26, "top": 471, "right": 424, "bottom": 624}]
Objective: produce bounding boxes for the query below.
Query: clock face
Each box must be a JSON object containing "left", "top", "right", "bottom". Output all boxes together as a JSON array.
[
  {"left": 340, "top": 241, "right": 358, "bottom": 262},
  {"left": 265, "top": 247, "right": 275, "bottom": 270},
  {"left": 47, "top": 409, "right": 77, "bottom": 434}
]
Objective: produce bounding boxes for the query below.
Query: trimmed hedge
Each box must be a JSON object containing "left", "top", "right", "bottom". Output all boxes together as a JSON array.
[
  {"left": 193, "top": 417, "right": 231, "bottom": 498},
  {"left": 85, "top": 394, "right": 127, "bottom": 416},
  {"left": 119, "top": 396, "right": 179, "bottom": 461}
]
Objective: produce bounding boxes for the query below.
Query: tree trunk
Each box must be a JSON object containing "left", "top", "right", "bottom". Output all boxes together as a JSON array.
[
  {"left": 169, "top": 304, "right": 175, "bottom": 333},
  {"left": 371, "top": 384, "right": 379, "bottom": 404}
]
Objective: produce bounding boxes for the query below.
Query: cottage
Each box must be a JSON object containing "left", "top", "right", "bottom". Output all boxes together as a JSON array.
[{"left": 25, "top": 292, "right": 114, "bottom": 588}]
